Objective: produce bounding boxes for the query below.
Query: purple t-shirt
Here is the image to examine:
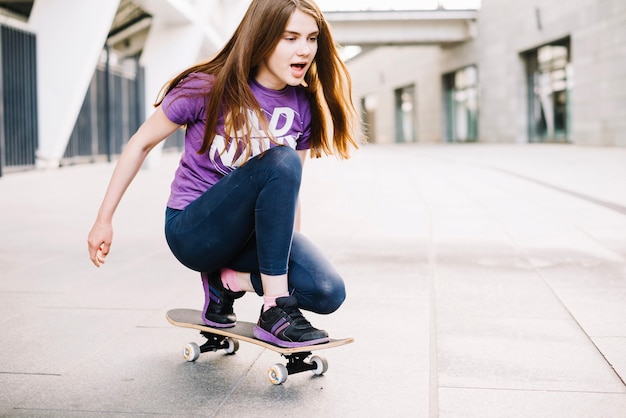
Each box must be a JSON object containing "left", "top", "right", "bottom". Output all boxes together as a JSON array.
[{"left": 162, "top": 73, "right": 312, "bottom": 209}]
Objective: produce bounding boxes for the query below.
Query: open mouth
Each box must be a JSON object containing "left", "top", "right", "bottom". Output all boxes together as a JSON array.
[{"left": 290, "top": 63, "right": 308, "bottom": 79}]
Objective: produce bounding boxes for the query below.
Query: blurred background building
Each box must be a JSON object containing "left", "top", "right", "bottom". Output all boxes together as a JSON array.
[
  {"left": 0, "top": 0, "right": 624, "bottom": 176},
  {"left": 346, "top": 0, "right": 625, "bottom": 147}
]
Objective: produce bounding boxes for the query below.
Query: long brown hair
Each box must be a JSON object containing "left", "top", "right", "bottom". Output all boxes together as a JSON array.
[{"left": 155, "top": 0, "right": 359, "bottom": 159}]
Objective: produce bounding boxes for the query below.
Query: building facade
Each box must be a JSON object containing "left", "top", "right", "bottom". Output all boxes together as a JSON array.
[
  {"left": 349, "top": 0, "right": 626, "bottom": 146},
  {"left": 0, "top": 0, "right": 624, "bottom": 176}
]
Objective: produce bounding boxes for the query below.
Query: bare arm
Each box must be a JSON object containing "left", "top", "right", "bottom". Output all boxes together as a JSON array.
[
  {"left": 294, "top": 149, "right": 307, "bottom": 232},
  {"left": 87, "top": 106, "right": 181, "bottom": 267}
]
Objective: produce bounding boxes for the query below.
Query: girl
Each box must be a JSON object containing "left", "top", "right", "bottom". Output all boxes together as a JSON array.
[{"left": 87, "top": 0, "right": 358, "bottom": 348}]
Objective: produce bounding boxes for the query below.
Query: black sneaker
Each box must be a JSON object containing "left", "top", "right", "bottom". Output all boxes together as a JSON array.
[
  {"left": 253, "top": 296, "right": 330, "bottom": 348},
  {"left": 201, "top": 271, "right": 245, "bottom": 328}
]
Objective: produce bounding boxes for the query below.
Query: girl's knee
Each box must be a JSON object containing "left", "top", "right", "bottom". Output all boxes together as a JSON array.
[
  {"left": 313, "top": 275, "right": 346, "bottom": 314},
  {"left": 264, "top": 146, "right": 302, "bottom": 177},
  {"left": 321, "top": 292, "right": 346, "bottom": 315}
]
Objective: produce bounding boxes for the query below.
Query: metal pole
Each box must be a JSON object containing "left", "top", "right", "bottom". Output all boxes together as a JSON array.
[{"left": 104, "top": 43, "right": 111, "bottom": 162}]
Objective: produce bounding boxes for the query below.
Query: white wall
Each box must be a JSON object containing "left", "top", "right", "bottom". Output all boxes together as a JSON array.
[{"left": 348, "top": 46, "right": 443, "bottom": 144}]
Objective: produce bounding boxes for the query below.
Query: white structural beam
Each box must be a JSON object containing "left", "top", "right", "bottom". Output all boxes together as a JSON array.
[
  {"left": 136, "top": 0, "right": 247, "bottom": 89},
  {"left": 29, "top": 0, "right": 121, "bottom": 169},
  {"left": 325, "top": 10, "right": 478, "bottom": 46},
  {"left": 139, "top": 18, "right": 207, "bottom": 168},
  {"left": 135, "top": 0, "right": 248, "bottom": 167}
]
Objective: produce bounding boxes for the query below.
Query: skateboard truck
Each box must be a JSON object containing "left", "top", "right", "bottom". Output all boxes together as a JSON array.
[
  {"left": 286, "top": 351, "right": 328, "bottom": 374},
  {"left": 268, "top": 351, "right": 328, "bottom": 385},
  {"left": 182, "top": 331, "right": 239, "bottom": 361}
]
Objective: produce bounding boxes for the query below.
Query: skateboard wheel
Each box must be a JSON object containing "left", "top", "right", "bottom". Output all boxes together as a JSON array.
[
  {"left": 182, "top": 342, "right": 201, "bottom": 362},
  {"left": 268, "top": 364, "right": 288, "bottom": 385},
  {"left": 224, "top": 338, "right": 239, "bottom": 354},
  {"left": 310, "top": 356, "right": 328, "bottom": 376}
]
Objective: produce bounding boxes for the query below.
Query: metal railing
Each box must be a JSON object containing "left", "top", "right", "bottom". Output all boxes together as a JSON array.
[
  {"left": 1, "top": 22, "right": 185, "bottom": 177},
  {"left": 0, "top": 23, "right": 38, "bottom": 176},
  {"left": 63, "top": 52, "right": 183, "bottom": 166},
  {"left": 63, "top": 52, "right": 146, "bottom": 165}
]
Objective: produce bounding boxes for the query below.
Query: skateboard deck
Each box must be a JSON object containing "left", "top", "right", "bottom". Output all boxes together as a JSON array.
[{"left": 166, "top": 308, "right": 353, "bottom": 384}]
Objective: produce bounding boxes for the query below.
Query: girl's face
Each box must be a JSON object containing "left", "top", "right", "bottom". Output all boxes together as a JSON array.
[{"left": 256, "top": 9, "right": 319, "bottom": 90}]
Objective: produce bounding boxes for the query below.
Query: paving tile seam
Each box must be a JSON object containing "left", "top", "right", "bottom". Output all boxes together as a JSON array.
[
  {"left": 136, "top": 325, "right": 172, "bottom": 329},
  {"left": 591, "top": 336, "right": 626, "bottom": 339},
  {"left": 423, "top": 183, "right": 440, "bottom": 418},
  {"left": 0, "top": 291, "right": 65, "bottom": 295},
  {"left": 349, "top": 296, "right": 423, "bottom": 301},
  {"left": 0, "top": 371, "right": 62, "bottom": 376},
  {"left": 439, "top": 385, "right": 626, "bottom": 395},
  {"left": 9, "top": 407, "right": 178, "bottom": 416},
  {"left": 586, "top": 339, "right": 626, "bottom": 387},
  {"left": 437, "top": 314, "right": 579, "bottom": 322},
  {"left": 36, "top": 306, "right": 160, "bottom": 312}
]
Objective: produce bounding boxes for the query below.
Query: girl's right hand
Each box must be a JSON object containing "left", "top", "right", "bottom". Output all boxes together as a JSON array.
[{"left": 87, "top": 221, "right": 113, "bottom": 267}]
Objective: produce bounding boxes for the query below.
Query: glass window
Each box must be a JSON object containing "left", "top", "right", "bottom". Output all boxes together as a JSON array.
[
  {"left": 394, "top": 85, "right": 417, "bottom": 143},
  {"left": 525, "top": 38, "right": 572, "bottom": 143},
  {"left": 444, "top": 65, "right": 479, "bottom": 142}
]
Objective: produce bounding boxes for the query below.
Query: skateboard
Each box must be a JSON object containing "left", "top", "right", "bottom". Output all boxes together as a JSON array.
[{"left": 166, "top": 308, "right": 354, "bottom": 385}]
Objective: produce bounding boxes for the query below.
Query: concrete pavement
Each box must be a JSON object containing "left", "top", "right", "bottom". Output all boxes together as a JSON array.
[{"left": 1, "top": 143, "right": 625, "bottom": 417}]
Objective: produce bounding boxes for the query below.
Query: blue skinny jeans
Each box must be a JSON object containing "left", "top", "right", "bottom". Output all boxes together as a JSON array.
[{"left": 164, "top": 146, "right": 345, "bottom": 314}]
